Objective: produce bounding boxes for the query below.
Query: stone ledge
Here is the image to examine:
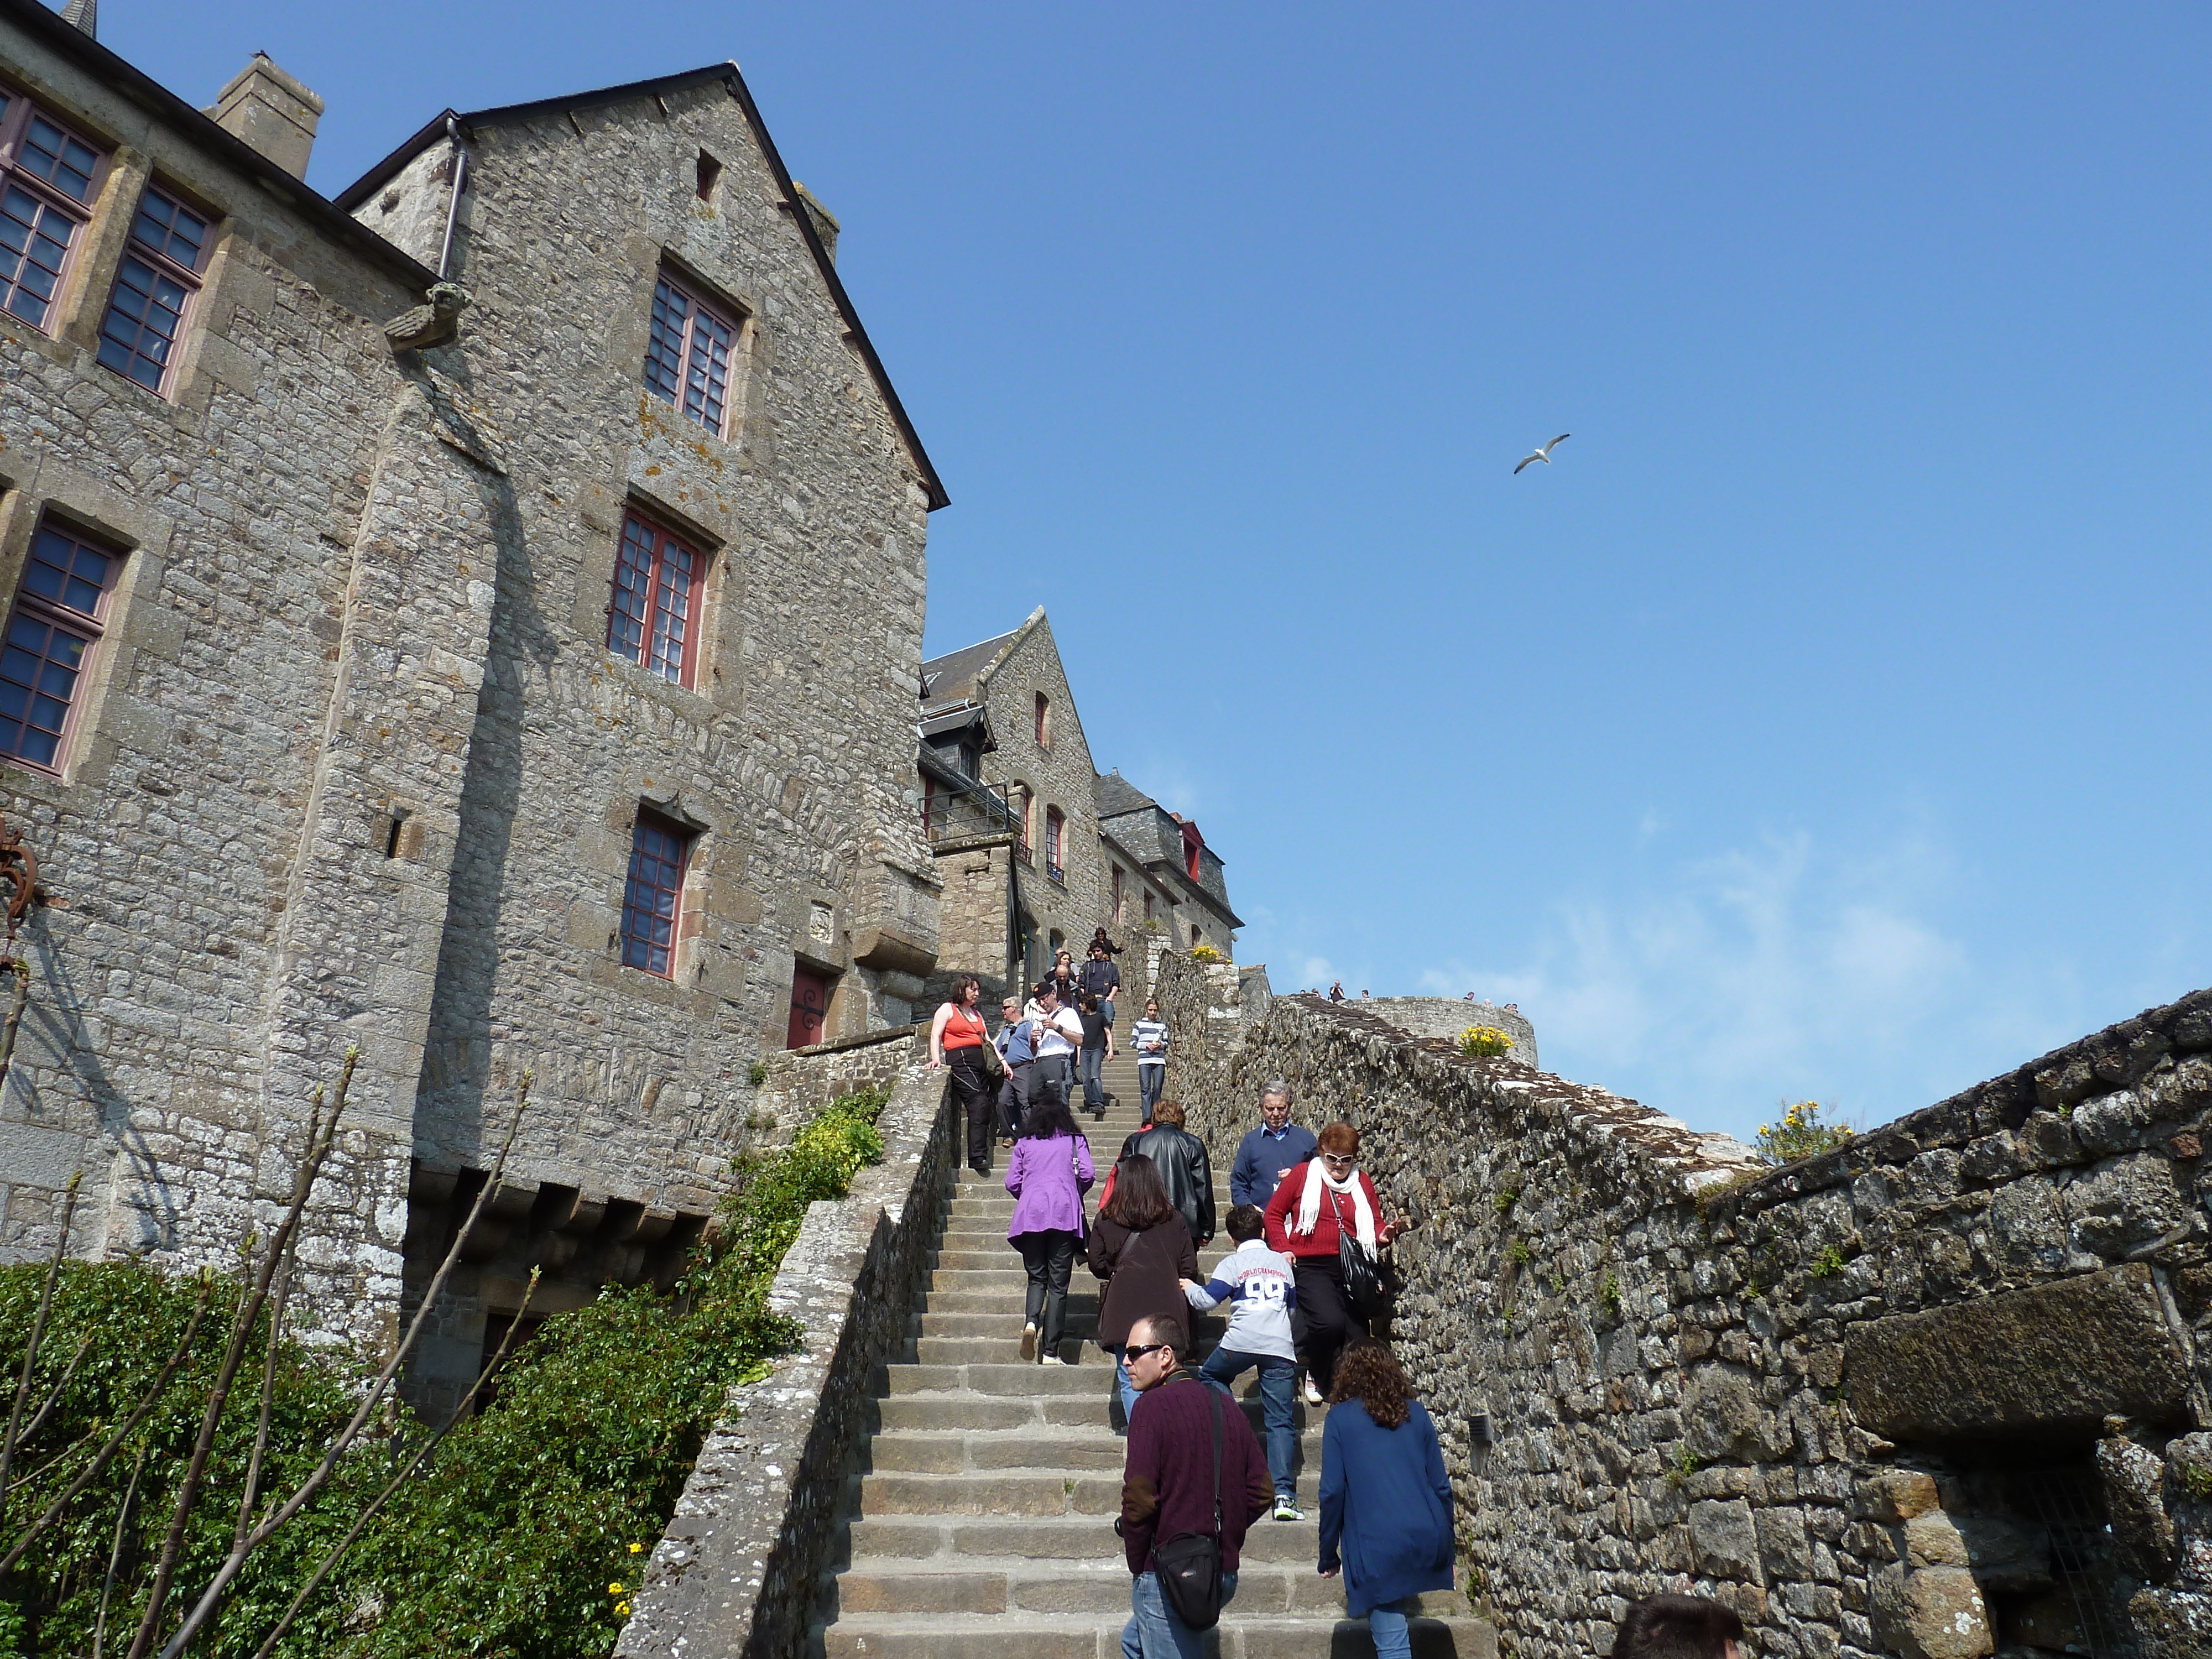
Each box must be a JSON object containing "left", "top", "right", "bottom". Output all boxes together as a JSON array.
[{"left": 613, "top": 1062, "right": 954, "bottom": 1659}]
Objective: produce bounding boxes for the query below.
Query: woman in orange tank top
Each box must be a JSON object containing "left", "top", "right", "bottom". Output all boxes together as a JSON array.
[{"left": 930, "top": 976, "right": 996, "bottom": 1176}]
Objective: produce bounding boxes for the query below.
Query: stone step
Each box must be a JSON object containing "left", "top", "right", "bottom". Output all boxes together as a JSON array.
[
  {"left": 835, "top": 1561, "right": 1468, "bottom": 1621},
  {"left": 877, "top": 1390, "right": 1325, "bottom": 1435},
  {"left": 820, "top": 1613, "right": 1494, "bottom": 1659},
  {"left": 847, "top": 1512, "right": 1321, "bottom": 1564},
  {"left": 867, "top": 1423, "right": 1324, "bottom": 1474},
  {"left": 858, "top": 1467, "right": 1322, "bottom": 1519}
]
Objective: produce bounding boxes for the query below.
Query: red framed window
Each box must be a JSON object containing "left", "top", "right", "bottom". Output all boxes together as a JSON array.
[
  {"left": 0, "top": 522, "right": 121, "bottom": 772},
  {"left": 1111, "top": 864, "right": 1124, "bottom": 925},
  {"left": 620, "top": 812, "right": 691, "bottom": 977},
  {"left": 1034, "top": 692, "right": 1050, "bottom": 748},
  {"left": 97, "top": 186, "right": 211, "bottom": 394},
  {"left": 1013, "top": 785, "right": 1032, "bottom": 865},
  {"left": 788, "top": 966, "right": 832, "bottom": 1048},
  {"left": 0, "top": 93, "right": 106, "bottom": 333},
  {"left": 644, "top": 273, "right": 738, "bottom": 436},
  {"left": 1045, "top": 806, "right": 1065, "bottom": 883},
  {"left": 607, "top": 512, "right": 704, "bottom": 686}
]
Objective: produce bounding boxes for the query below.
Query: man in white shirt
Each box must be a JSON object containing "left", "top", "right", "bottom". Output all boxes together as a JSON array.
[{"left": 1029, "top": 982, "right": 1085, "bottom": 1112}]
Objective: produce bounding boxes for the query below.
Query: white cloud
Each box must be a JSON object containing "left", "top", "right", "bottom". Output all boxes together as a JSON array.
[{"left": 1421, "top": 829, "right": 1994, "bottom": 1139}]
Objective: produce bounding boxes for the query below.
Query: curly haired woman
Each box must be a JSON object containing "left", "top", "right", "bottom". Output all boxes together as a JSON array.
[{"left": 1317, "top": 1339, "right": 1454, "bottom": 1659}]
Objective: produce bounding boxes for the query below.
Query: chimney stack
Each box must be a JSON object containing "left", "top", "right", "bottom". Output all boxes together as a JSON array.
[
  {"left": 207, "top": 53, "right": 324, "bottom": 180},
  {"left": 59, "top": 0, "right": 95, "bottom": 38},
  {"left": 792, "top": 182, "right": 839, "bottom": 265}
]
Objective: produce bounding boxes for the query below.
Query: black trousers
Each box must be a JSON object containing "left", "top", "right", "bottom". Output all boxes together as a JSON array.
[
  {"left": 1015, "top": 1228, "right": 1079, "bottom": 1357},
  {"left": 1031, "top": 1053, "right": 1073, "bottom": 1113},
  {"left": 999, "top": 1061, "right": 1034, "bottom": 1136},
  {"left": 1291, "top": 1255, "right": 1365, "bottom": 1394},
  {"left": 950, "top": 1049, "right": 995, "bottom": 1170}
]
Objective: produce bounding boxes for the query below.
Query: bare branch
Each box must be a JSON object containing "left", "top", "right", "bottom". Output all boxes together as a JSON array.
[
  {"left": 233, "top": 1249, "right": 298, "bottom": 1553},
  {"left": 92, "top": 1443, "right": 150, "bottom": 1659},
  {"left": 0, "top": 1170, "right": 79, "bottom": 1539},
  {"left": 0, "top": 1274, "right": 214, "bottom": 1574},
  {"left": 153, "top": 1073, "right": 533, "bottom": 1659},
  {"left": 244, "top": 1267, "right": 543, "bottom": 1659},
  {"left": 10, "top": 1334, "right": 90, "bottom": 1455},
  {"left": 124, "top": 1051, "right": 357, "bottom": 1659}
]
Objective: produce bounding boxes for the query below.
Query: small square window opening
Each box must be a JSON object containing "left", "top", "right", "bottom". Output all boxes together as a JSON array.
[
  {"left": 620, "top": 812, "right": 692, "bottom": 978},
  {"left": 696, "top": 152, "right": 721, "bottom": 201}
]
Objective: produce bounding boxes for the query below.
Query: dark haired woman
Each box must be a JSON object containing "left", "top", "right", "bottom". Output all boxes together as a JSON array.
[
  {"left": 1087, "top": 1153, "right": 1197, "bottom": 1427},
  {"left": 928, "top": 975, "right": 994, "bottom": 1176},
  {"left": 1005, "top": 1095, "right": 1093, "bottom": 1364},
  {"left": 1318, "top": 1339, "right": 1453, "bottom": 1659},
  {"left": 1262, "top": 1121, "right": 1408, "bottom": 1403}
]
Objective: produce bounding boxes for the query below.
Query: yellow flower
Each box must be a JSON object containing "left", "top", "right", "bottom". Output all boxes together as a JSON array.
[
  {"left": 609, "top": 1583, "right": 626, "bottom": 1596},
  {"left": 629, "top": 1543, "right": 645, "bottom": 1554},
  {"left": 617, "top": 1601, "right": 632, "bottom": 1617}
]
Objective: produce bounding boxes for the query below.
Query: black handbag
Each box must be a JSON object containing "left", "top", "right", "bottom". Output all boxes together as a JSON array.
[
  {"left": 1332, "top": 1189, "right": 1390, "bottom": 1319},
  {"left": 1150, "top": 1385, "right": 1228, "bottom": 1629}
]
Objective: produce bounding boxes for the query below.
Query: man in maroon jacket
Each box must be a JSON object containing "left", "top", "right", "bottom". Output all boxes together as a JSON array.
[{"left": 1115, "top": 1313, "right": 1274, "bottom": 1657}]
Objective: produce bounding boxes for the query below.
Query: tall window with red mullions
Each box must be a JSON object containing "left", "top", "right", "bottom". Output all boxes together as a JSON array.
[
  {"left": 620, "top": 813, "right": 691, "bottom": 977},
  {"left": 1045, "top": 806, "right": 1065, "bottom": 882},
  {"left": 97, "top": 186, "right": 212, "bottom": 395},
  {"left": 0, "top": 524, "right": 121, "bottom": 772},
  {"left": 0, "top": 92, "right": 105, "bottom": 333},
  {"left": 607, "top": 513, "right": 704, "bottom": 687},
  {"left": 644, "top": 274, "right": 738, "bottom": 437}
]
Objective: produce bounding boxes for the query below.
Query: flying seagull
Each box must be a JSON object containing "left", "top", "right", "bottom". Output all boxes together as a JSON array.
[{"left": 1514, "top": 434, "right": 1571, "bottom": 474}]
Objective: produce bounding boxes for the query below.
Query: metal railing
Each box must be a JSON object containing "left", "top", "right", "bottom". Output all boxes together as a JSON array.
[{"left": 921, "top": 773, "right": 1016, "bottom": 846}]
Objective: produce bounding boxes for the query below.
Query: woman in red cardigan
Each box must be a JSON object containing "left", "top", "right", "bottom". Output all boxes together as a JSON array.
[{"left": 1262, "top": 1121, "right": 1407, "bottom": 1404}]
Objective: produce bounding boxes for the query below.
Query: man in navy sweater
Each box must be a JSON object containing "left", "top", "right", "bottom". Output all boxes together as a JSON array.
[
  {"left": 1115, "top": 1313, "right": 1272, "bottom": 1658},
  {"left": 1228, "top": 1082, "right": 1318, "bottom": 1208}
]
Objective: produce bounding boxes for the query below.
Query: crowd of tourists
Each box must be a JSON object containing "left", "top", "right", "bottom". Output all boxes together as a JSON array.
[{"left": 930, "top": 956, "right": 1743, "bottom": 1659}]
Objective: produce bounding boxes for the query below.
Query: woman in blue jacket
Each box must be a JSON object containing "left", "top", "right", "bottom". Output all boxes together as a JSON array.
[{"left": 1317, "top": 1338, "right": 1454, "bottom": 1659}]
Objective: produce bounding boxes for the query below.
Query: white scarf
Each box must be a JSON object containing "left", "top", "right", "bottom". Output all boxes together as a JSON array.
[{"left": 1293, "top": 1159, "right": 1376, "bottom": 1251}]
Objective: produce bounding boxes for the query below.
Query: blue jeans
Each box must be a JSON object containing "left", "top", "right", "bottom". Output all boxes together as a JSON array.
[
  {"left": 1081, "top": 1047, "right": 1107, "bottom": 1111},
  {"left": 1121, "top": 1567, "right": 1238, "bottom": 1659},
  {"left": 1201, "top": 1348, "right": 1297, "bottom": 1500},
  {"left": 1138, "top": 1062, "right": 1164, "bottom": 1120},
  {"left": 1107, "top": 1345, "right": 1142, "bottom": 1426},
  {"left": 1367, "top": 1604, "right": 1412, "bottom": 1659}
]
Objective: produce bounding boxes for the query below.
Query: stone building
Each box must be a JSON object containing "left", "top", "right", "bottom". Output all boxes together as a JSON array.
[
  {"left": 917, "top": 608, "right": 1238, "bottom": 1005},
  {"left": 0, "top": 4, "right": 946, "bottom": 1412}
]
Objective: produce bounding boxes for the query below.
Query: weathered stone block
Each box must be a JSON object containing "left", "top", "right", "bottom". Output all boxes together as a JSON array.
[
  {"left": 2129, "top": 1586, "right": 2212, "bottom": 1659},
  {"left": 2099, "top": 1435, "right": 2178, "bottom": 1581},
  {"left": 1844, "top": 1264, "right": 2193, "bottom": 1441},
  {"left": 1689, "top": 1497, "right": 1764, "bottom": 1585},
  {"left": 1870, "top": 1565, "right": 1993, "bottom": 1659}
]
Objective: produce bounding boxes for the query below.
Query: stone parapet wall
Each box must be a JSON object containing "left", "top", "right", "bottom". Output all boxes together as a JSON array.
[
  {"left": 1151, "top": 952, "right": 2212, "bottom": 1659},
  {"left": 615, "top": 1055, "right": 954, "bottom": 1659},
  {"left": 1359, "top": 997, "right": 1538, "bottom": 1068}
]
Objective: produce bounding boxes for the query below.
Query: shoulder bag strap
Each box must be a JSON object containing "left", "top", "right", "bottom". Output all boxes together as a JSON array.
[{"left": 1208, "top": 1378, "right": 1224, "bottom": 1535}]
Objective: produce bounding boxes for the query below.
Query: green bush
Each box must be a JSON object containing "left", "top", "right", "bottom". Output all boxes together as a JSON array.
[{"left": 0, "top": 1086, "right": 890, "bottom": 1659}]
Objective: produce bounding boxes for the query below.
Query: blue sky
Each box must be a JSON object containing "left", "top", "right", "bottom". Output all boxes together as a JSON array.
[{"left": 113, "top": 4, "right": 2212, "bottom": 1143}]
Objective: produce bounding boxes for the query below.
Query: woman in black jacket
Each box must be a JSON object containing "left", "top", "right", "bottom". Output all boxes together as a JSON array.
[{"left": 1087, "top": 1154, "right": 1197, "bottom": 1428}]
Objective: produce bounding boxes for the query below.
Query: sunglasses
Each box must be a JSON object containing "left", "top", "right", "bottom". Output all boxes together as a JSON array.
[{"left": 1123, "top": 1342, "right": 1171, "bottom": 1361}]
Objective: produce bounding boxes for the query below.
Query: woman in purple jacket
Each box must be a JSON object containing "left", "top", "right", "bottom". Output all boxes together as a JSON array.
[{"left": 1006, "top": 1095, "right": 1094, "bottom": 1364}]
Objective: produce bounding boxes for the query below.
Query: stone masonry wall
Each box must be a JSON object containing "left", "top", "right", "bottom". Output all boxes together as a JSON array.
[
  {"left": 1155, "top": 951, "right": 2212, "bottom": 1659},
  {"left": 975, "top": 615, "right": 1109, "bottom": 985},
  {"left": 614, "top": 1045, "right": 954, "bottom": 1659}
]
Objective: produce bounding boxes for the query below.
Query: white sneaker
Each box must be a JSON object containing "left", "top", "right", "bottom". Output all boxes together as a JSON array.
[
  {"left": 1019, "top": 1323, "right": 1038, "bottom": 1361},
  {"left": 1302, "top": 1376, "right": 1324, "bottom": 1406},
  {"left": 1041, "top": 1353, "right": 1074, "bottom": 1365},
  {"left": 1273, "top": 1498, "right": 1305, "bottom": 1522}
]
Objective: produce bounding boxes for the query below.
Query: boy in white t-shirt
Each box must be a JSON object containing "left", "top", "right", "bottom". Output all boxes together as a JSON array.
[{"left": 1182, "top": 1203, "right": 1303, "bottom": 1520}]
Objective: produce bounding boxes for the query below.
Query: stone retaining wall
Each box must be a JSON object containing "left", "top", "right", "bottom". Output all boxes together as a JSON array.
[
  {"left": 614, "top": 1031, "right": 952, "bottom": 1659},
  {"left": 1152, "top": 948, "right": 2212, "bottom": 1659}
]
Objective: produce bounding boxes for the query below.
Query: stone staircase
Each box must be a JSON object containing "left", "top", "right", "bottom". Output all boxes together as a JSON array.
[{"left": 814, "top": 1050, "right": 1495, "bottom": 1658}]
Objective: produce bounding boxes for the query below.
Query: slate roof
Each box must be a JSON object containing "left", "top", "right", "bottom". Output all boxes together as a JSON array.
[
  {"left": 333, "top": 62, "right": 947, "bottom": 510},
  {"left": 1093, "top": 771, "right": 1156, "bottom": 819},
  {"left": 919, "top": 629, "right": 1020, "bottom": 713}
]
